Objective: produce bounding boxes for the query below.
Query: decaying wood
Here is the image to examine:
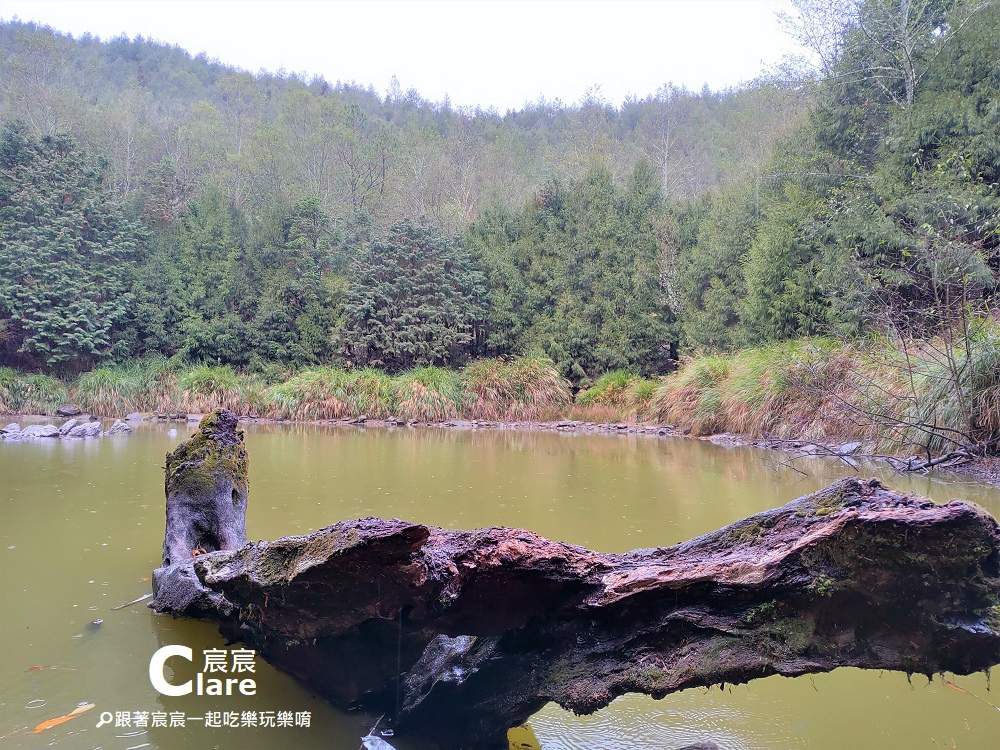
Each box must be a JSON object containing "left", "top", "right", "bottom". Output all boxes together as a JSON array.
[{"left": 152, "top": 410, "right": 1000, "bottom": 749}]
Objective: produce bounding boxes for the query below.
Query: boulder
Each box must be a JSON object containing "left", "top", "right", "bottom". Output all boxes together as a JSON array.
[
  {"left": 56, "top": 404, "right": 82, "bottom": 417},
  {"left": 838, "top": 441, "right": 864, "bottom": 455},
  {"left": 149, "top": 417, "right": 1000, "bottom": 750},
  {"left": 125, "top": 412, "right": 147, "bottom": 423},
  {"left": 59, "top": 418, "right": 79, "bottom": 435},
  {"left": 21, "top": 424, "right": 61, "bottom": 438},
  {"left": 1, "top": 423, "right": 21, "bottom": 434},
  {"left": 66, "top": 421, "right": 102, "bottom": 438},
  {"left": 106, "top": 419, "right": 132, "bottom": 436}
]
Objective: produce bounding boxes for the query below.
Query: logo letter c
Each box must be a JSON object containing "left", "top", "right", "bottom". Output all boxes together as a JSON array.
[{"left": 149, "top": 645, "right": 193, "bottom": 696}]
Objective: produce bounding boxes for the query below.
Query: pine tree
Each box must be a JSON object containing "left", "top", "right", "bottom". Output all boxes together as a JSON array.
[
  {"left": 0, "top": 122, "right": 146, "bottom": 373},
  {"left": 340, "top": 220, "right": 485, "bottom": 372}
]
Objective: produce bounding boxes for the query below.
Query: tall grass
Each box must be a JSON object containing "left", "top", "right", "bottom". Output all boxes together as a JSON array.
[
  {"left": 260, "top": 367, "right": 397, "bottom": 420},
  {"left": 462, "top": 357, "right": 572, "bottom": 420},
  {"left": 392, "top": 367, "right": 463, "bottom": 421},
  {"left": 176, "top": 365, "right": 253, "bottom": 414},
  {"left": 645, "top": 324, "right": 1000, "bottom": 455},
  {"left": 0, "top": 368, "right": 68, "bottom": 415},
  {"left": 71, "top": 357, "right": 179, "bottom": 415},
  {"left": 575, "top": 370, "right": 661, "bottom": 421}
]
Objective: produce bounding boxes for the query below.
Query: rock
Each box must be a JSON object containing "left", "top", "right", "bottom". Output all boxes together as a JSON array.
[
  {"left": 66, "top": 421, "right": 102, "bottom": 438},
  {"left": 21, "top": 424, "right": 61, "bottom": 438},
  {"left": 56, "top": 404, "right": 82, "bottom": 417},
  {"left": 59, "top": 418, "right": 79, "bottom": 435},
  {"left": 170, "top": 411, "right": 187, "bottom": 421},
  {"left": 838, "top": 441, "right": 863, "bottom": 456},
  {"left": 106, "top": 419, "right": 132, "bottom": 435},
  {"left": 674, "top": 744, "right": 720, "bottom": 750},
  {"left": 125, "top": 412, "right": 147, "bottom": 423},
  {"left": 152, "top": 463, "right": 1000, "bottom": 749},
  {"left": 1, "top": 423, "right": 21, "bottom": 434}
]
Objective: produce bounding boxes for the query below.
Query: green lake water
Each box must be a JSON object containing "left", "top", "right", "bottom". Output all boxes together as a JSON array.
[{"left": 1, "top": 421, "right": 998, "bottom": 749}]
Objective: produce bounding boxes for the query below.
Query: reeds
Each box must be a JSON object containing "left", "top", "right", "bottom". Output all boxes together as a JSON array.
[
  {"left": 392, "top": 367, "right": 463, "bottom": 421},
  {"left": 2, "top": 328, "right": 994, "bottom": 460},
  {"left": 575, "top": 370, "right": 661, "bottom": 422},
  {"left": 462, "top": 357, "right": 572, "bottom": 420},
  {"left": 643, "top": 323, "right": 1000, "bottom": 455},
  {"left": 71, "top": 357, "right": 179, "bottom": 415},
  {"left": 0, "top": 368, "right": 67, "bottom": 415},
  {"left": 260, "top": 367, "right": 397, "bottom": 420},
  {"left": 176, "top": 365, "right": 250, "bottom": 414}
]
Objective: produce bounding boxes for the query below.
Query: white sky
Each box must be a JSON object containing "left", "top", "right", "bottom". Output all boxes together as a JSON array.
[{"left": 0, "top": 0, "right": 803, "bottom": 112}]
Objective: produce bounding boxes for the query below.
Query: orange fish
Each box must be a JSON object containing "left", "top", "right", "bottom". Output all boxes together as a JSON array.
[
  {"left": 138, "top": 577, "right": 150, "bottom": 582},
  {"left": 31, "top": 703, "right": 94, "bottom": 734}
]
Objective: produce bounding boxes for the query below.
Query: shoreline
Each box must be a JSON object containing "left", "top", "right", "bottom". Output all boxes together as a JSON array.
[{"left": 6, "top": 410, "right": 1000, "bottom": 488}]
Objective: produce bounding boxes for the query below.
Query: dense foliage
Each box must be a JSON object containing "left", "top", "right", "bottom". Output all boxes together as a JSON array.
[
  {"left": 675, "top": 0, "right": 999, "bottom": 348},
  {"left": 1, "top": 0, "right": 997, "bottom": 412},
  {"left": 468, "top": 162, "right": 676, "bottom": 381},
  {"left": 0, "top": 122, "right": 145, "bottom": 373},
  {"left": 340, "top": 220, "right": 484, "bottom": 372}
]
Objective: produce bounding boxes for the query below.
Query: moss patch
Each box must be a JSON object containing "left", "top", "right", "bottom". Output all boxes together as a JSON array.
[{"left": 165, "top": 409, "right": 248, "bottom": 498}]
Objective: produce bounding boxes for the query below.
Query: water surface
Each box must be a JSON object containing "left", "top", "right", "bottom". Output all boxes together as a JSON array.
[{"left": 1, "top": 422, "right": 997, "bottom": 749}]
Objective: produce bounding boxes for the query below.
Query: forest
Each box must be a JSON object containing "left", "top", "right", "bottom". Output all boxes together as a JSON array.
[{"left": 1, "top": 0, "right": 998, "bottom": 458}]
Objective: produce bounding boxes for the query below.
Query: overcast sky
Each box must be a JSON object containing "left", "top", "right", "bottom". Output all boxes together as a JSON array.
[{"left": 0, "top": 0, "right": 803, "bottom": 112}]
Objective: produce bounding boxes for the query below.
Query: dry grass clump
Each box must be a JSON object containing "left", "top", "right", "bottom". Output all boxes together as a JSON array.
[
  {"left": 463, "top": 357, "right": 572, "bottom": 420},
  {"left": 176, "top": 365, "right": 248, "bottom": 413},
  {"left": 574, "top": 371, "right": 661, "bottom": 421},
  {"left": 643, "top": 322, "right": 1000, "bottom": 456},
  {"left": 645, "top": 339, "right": 858, "bottom": 439}
]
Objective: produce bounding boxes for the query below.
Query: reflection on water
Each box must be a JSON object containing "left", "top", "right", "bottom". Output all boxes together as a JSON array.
[{"left": 1, "top": 422, "right": 997, "bottom": 749}]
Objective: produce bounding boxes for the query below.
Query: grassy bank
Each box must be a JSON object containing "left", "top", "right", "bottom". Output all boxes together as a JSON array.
[
  {"left": 3, "top": 323, "right": 997, "bottom": 458},
  {"left": 645, "top": 325, "right": 1000, "bottom": 455},
  {"left": 0, "top": 357, "right": 574, "bottom": 424}
]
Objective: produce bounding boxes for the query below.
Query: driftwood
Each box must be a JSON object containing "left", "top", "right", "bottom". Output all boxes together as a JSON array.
[{"left": 152, "top": 410, "right": 1000, "bottom": 749}]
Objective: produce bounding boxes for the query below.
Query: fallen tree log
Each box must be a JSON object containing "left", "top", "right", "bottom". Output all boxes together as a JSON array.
[{"left": 152, "top": 410, "right": 1000, "bottom": 749}]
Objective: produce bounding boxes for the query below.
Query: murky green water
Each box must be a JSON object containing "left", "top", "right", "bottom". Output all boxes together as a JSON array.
[{"left": 1, "top": 422, "right": 997, "bottom": 749}]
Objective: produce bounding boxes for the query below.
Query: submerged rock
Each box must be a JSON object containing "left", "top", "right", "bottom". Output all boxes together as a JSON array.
[{"left": 151, "top": 414, "right": 1000, "bottom": 749}]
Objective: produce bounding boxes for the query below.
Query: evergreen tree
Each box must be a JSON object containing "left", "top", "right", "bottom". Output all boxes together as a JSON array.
[
  {"left": 470, "top": 162, "right": 677, "bottom": 382},
  {"left": 340, "top": 220, "right": 485, "bottom": 372},
  {"left": 0, "top": 122, "right": 146, "bottom": 373}
]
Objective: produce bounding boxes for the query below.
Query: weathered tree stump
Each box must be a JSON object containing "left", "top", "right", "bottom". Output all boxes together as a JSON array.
[
  {"left": 152, "top": 409, "right": 248, "bottom": 616},
  {"left": 152, "top": 409, "right": 1000, "bottom": 749}
]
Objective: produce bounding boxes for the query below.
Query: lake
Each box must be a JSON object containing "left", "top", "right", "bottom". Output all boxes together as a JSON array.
[{"left": 1, "top": 421, "right": 997, "bottom": 749}]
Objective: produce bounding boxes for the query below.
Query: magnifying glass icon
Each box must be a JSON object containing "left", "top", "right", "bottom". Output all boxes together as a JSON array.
[{"left": 95, "top": 712, "right": 113, "bottom": 728}]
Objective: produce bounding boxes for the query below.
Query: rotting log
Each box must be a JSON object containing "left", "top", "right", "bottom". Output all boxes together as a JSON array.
[{"left": 152, "top": 409, "right": 1000, "bottom": 749}]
